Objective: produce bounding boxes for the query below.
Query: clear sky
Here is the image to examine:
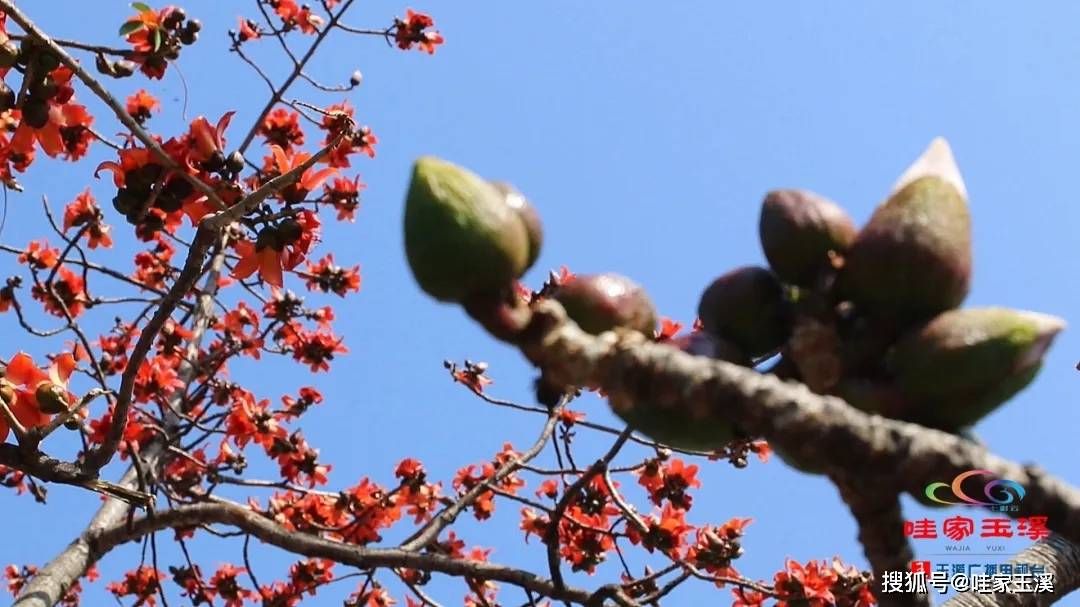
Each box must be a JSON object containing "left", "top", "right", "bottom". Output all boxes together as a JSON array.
[{"left": 2, "top": 1, "right": 1079, "bottom": 605}]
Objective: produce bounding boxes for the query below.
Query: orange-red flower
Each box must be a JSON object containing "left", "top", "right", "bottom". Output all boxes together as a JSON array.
[
  {"left": 10, "top": 100, "right": 94, "bottom": 161},
  {"left": 0, "top": 352, "right": 76, "bottom": 441},
  {"left": 126, "top": 90, "right": 160, "bottom": 124},
  {"left": 17, "top": 240, "right": 59, "bottom": 270},
  {"left": 233, "top": 211, "right": 321, "bottom": 288},
  {"left": 272, "top": 0, "right": 324, "bottom": 34},
  {"left": 186, "top": 111, "right": 235, "bottom": 166},
  {"left": 267, "top": 145, "right": 337, "bottom": 203},
  {"left": 62, "top": 189, "right": 113, "bottom": 249},
  {"left": 237, "top": 17, "right": 262, "bottom": 42},
  {"left": 394, "top": 9, "right": 444, "bottom": 54},
  {"left": 259, "top": 108, "right": 305, "bottom": 151},
  {"left": 303, "top": 254, "right": 360, "bottom": 296},
  {"left": 323, "top": 176, "right": 365, "bottom": 221},
  {"left": 31, "top": 267, "right": 88, "bottom": 317}
]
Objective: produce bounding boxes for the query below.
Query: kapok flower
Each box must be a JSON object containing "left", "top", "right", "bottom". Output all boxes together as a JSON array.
[
  {"left": 232, "top": 210, "right": 321, "bottom": 288},
  {"left": 10, "top": 100, "right": 94, "bottom": 161},
  {"left": 323, "top": 176, "right": 365, "bottom": 221},
  {"left": 186, "top": 111, "right": 235, "bottom": 167},
  {"left": 259, "top": 108, "right": 305, "bottom": 151},
  {"left": 267, "top": 145, "right": 337, "bottom": 203},
  {"left": 31, "top": 267, "right": 88, "bottom": 318},
  {"left": 126, "top": 90, "right": 160, "bottom": 124},
  {"left": 394, "top": 9, "right": 444, "bottom": 54},
  {"left": 0, "top": 352, "right": 76, "bottom": 441},
  {"left": 62, "top": 189, "right": 113, "bottom": 249}
]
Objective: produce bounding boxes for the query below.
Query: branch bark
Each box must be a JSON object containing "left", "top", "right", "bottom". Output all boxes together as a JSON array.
[
  {"left": 833, "top": 477, "right": 929, "bottom": 607},
  {"left": 82, "top": 501, "right": 605, "bottom": 607},
  {"left": 944, "top": 535, "right": 1080, "bottom": 607},
  {"left": 515, "top": 300, "right": 1080, "bottom": 589},
  {"left": 13, "top": 251, "right": 226, "bottom": 607}
]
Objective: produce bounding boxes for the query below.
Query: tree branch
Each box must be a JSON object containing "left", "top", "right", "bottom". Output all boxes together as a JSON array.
[
  {"left": 14, "top": 252, "right": 227, "bottom": 607},
  {"left": 80, "top": 501, "right": 606, "bottom": 606},
  {"left": 943, "top": 534, "right": 1080, "bottom": 606},
  {"left": 833, "top": 477, "right": 929, "bottom": 607},
  {"left": 514, "top": 300, "right": 1080, "bottom": 555},
  {"left": 0, "top": 0, "right": 229, "bottom": 211}
]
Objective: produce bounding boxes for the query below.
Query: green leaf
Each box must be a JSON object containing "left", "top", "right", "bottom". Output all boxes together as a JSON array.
[
  {"left": 152, "top": 28, "right": 163, "bottom": 52},
  {"left": 131, "top": 2, "right": 152, "bottom": 13},
  {"left": 118, "top": 20, "right": 145, "bottom": 37}
]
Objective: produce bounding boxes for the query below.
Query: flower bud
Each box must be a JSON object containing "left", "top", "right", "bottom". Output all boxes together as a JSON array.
[
  {"left": 34, "top": 381, "right": 69, "bottom": 415},
  {"left": 404, "top": 157, "right": 531, "bottom": 302},
  {"left": 889, "top": 307, "right": 1065, "bottom": 430},
  {"left": 759, "top": 189, "right": 856, "bottom": 286},
  {"left": 0, "top": 40, "right": 18, "bottom": 69},
  {"left": 697, "top": 266, "right": 789, "bottom": 358},
  {"left": 839, "top": 138, "right": 971, "bottom": 322},
  {"left": 492, "top": 181, "right": 542, "bottom": 270},
  {"left": 554, "top": 273, "right": 657, "bottom": 336}
]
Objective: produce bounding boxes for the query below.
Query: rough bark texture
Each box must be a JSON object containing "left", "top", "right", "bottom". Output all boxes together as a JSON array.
[
  {"left": 944, "top": 535, "right": 1080, "bottom": 607},
  {"left": 516, "top": 300, "right": 1080, "bottom": 605}
]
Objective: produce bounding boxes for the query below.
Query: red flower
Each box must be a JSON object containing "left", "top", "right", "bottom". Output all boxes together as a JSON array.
[
  {"left": 88, "top": 406, "right": 156, "bottom": 457},
  {"left": 774, "top": 559, "right": 838, "bottom": 606},
  {"left": 209, "top": 564, "right": 256, "bottom": 607},
  {"left": 0, "top": 352, "right": 76, "bottom": 442},
  {"left": 303, "top": 254, "right": 361, "bottom": 296},
  {"left": 271, "top": 0, "right": 324, "bottom": 34},
  {"left": 288, "top": 559, "right": 334, "bottom": 596},
  {"left": 125, "top": 90, "right": 160, "bottom": 124},
  {"left": 132, "top": 237, "right": 175, "bottom": 289},
  {"left": 17, "top": 240, "right": 59, "bottom": 269},
  {"left": 62, "top": 189, "right": 113, "bottom": 249},
  {"left": 107, "top": 566, "right": 164, "bottom": 606},
  {"left": 237, "top": 17, "right": 263, "bottom": 42},
  {"left": 323, "top": 175, "right": 365, "bottom": 221},
  {"left": 626, "top": 505, "right": 693, "bottom": 556},
  {"left": 319, "top": 103, "right": 378, "bottom": 167},
  {"left": 636, "top": 457, "right": 701, "bottom": 510},
  {"left": 233, "top": 211, "right": 321, "bottom": 288},
  {"left": 288, "top": 327, "right": 347, "bottom": 372},
  {"left": 654, "top": 317, "right": 684, "bottom": 342},
  {"left": 31, "top": 267, "right": 87, "bottom": 317},
  {"left": 260, "top": 108, "right": 306, "bottom": 151},
  {"left": 266, "top": 144, "right": 337, "bottom": 203},
  {"left": 186, "top": 111, "right": 235, "bottom": 167},
  {"left": 10, "top": 100, "right": 94, "bottom": 161},
  {"left": 394, "top": 9, "right": 444, "bottom": 54}
]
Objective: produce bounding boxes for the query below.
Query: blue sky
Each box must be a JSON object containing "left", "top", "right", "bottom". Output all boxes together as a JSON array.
[{"left": 2, "top": 1, "right": 1079, "bottom": 605}]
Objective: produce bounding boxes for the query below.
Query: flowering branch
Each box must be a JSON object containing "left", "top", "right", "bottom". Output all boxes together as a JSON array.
[{"left": 0, "top": 0, "right": 229, "bottom": 210}]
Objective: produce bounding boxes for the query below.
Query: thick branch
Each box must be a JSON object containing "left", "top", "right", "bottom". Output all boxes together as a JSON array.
[
  {"left": 833, "top": 478, "right": 928, "bottom": 607},
  {"left": 517, "top": 301, "right": 1080, "bottom": 546},
  {"left": 14, "top": 254, "right": 227, "bottom": 607},
  {"left": 84, "top": 501, "right": 602, "bottom": 606},
  {"left": 944, "top": 535, "right": 1080, "bottom": 607}
]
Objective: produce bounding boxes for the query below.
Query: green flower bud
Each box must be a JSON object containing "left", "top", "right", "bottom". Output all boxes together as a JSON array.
[
  {"left": 839, "top": 138, "right": 972, "bottom": 322},
  {"left": 404, "top": 157, "right": 531, "bottom": 302},
  {"left": 493, "top": 181, "right": 543, "bottom": 269},
  {"left": 889, "top": 307, "right": 1065, "bottom": 430}
]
